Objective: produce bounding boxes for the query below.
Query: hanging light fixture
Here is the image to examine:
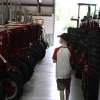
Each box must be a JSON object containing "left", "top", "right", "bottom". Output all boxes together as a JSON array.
[{"left": 37, "top": 0, "right": 42, "bottom": 4}]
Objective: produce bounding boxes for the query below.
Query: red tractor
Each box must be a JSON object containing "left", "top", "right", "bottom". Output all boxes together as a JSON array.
[
  {"left": 0, "top": 22, "right": 47, "bottom": 100},
  {"left": 0, "top": 28, "right": 23, "bottom": 100}
]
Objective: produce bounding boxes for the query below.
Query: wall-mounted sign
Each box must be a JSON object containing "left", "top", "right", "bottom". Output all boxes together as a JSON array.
[{"left": 34, "top": 19, "right": 44, "bottom": 25}]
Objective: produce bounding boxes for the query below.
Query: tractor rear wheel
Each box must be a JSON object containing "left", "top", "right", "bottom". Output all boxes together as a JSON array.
[{"left": 0, "top": 73, "right": 23, "bottom": 100}]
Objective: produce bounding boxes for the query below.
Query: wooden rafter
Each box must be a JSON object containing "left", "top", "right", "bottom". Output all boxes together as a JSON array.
[{"left": 4, "top": 3, "right": 54, "bottom": 7}]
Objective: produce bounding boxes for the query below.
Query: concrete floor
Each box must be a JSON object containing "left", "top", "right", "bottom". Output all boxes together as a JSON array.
[{"left": 20, "top": 46, "right": 84, "bottom": 100}]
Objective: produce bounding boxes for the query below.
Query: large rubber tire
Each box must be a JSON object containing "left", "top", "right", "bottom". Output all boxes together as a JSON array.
[
  {"left": 31, "top": 52, "right": 38, "bottom": 64},
  {"left": 35, "top": 42, "right": 46, "bottom": 60},
  {"left": 28, "top": 55, "right": 36, "bottom": 70},
  {"left": 41, "top": 40, "right": 47, "bottom": 49},
  {"left": 75, "top": 57, "right": 82, "bottom": 79},
  {"left": 10, "top": 69, "right": 22, "bottom": 81},
  {"left": 0, "top": 88, "right": 4, "bottom": 100},
  {"left": 18, "top": 55, "right": 35, "bottom": 81},
  {"left": 8, "top": 59, "right": 28, "bottom": 83},
  {"left": 28, "top": 47, "right": 39, "bottom": 62},
  {"left": 0, "top": 73, "right": 23, "bottom": 100},
  {"left": 83, "top": 76, "right": 87, "bottom": 100},
  {"left": 30, "top": 45, "right": 42, "bottom": 61},
  {"left": 87, "top": 84, "right": 98, "bottom": 100},
  {"left": 35, "top": 47, "right": 42, "bottom": 61},
  {"left": 86, "top": 30, "right": 100, "bottom": 100}
]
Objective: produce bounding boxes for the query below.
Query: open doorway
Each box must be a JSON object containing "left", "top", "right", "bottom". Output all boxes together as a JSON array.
[{"left": 54, "top": 0, "right": 78, "bottom": 46}]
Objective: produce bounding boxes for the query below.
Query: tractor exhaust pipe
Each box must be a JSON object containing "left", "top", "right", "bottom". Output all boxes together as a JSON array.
[
  {"left": 87, "top": 5, "right": 91, "bottom": 19},
  {"left": 9, "top": 2, "right": 13, "bottom": 21},
  {"left": 5, "top": 0, "right": 9, "bottom": 20},
  {"left": 25, "top": 8, "right": 29, "bottom": 23},
  {"left": 29, "top": 14, "right": 33, "bottom": 22},
  {"left": 18, "top": 3, "right": 22, "bottom": 22},
  {"left": 14, "top": 3, "right": 18, "bottom": 22},
  {"left": 1, "top": 2, "right": 5, "bottom": 24}
]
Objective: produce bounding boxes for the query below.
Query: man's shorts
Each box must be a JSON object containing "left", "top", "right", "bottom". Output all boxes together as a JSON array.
[{"left": 56, "top": 77, "right": 71, "bottom": 90}]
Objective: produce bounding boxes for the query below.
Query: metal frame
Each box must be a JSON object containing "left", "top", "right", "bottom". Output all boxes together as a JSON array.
[
  {"left": 77, "top": 3, "right": 97, "bottom": 28},
  {"left": 1, "top": 2, "right": 5, "bottom": 24},
  {"left": 71, "top": 3, "right": 97, "bottom": 28}
]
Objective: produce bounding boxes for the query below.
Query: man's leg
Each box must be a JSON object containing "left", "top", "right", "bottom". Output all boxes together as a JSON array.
[
  {"left": 65, "top": 89, "right": 70, "bottom": 100},
  {"left": 60, "top": 90, "right": 64, "bottom": 100},
  {"left": 65, "top": 78, "right": 71, "bottom": 100},
  {"left": 57, "top": 79, "right": 65, "bottom": 100}
]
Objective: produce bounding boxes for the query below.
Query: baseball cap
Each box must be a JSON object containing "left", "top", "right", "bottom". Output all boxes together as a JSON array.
[{"left": 57, "top": 33, "right": 70, "bottom": 42}]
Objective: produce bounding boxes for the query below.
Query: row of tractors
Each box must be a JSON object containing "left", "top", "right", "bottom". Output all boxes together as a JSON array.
[
  {"left": 68, "top": 18, "right": 100, "bottom": 100},
  {"left": 0, "top": 21, "right": 48, "bottom": 100},
  {"left": 0, "top": 1, "right": 49, "bottom": 99}
]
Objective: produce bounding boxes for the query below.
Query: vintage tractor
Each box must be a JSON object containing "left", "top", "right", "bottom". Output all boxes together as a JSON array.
[{"left": 0, "top": 22, "right": 47, "bottom": 100}]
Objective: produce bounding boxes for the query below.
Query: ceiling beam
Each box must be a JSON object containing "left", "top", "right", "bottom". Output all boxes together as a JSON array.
[
  {"left": 22, "top": 3, "right": 54, "bottom": 7},
  {"left": 4, "top": 3, "right": 54, "bottom": 7}
]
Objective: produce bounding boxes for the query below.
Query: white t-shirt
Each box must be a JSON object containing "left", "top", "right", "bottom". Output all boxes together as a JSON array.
[{"left": 52, "top": 47, "right": 72, "bottom": 79}]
